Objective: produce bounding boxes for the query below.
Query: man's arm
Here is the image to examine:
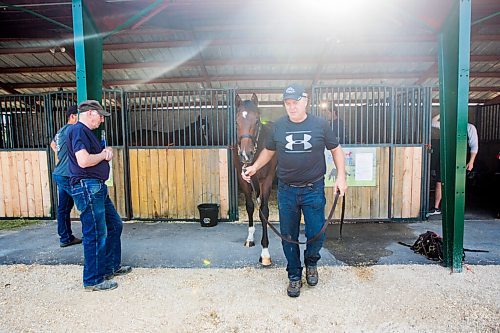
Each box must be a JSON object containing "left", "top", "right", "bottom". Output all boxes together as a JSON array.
[
  {"left": 331, "top": 146, "right": 347, "bottom": 196},
  {"left": 241, "top": 148, "right": 276, "bottom": 182},
  {"left": 50, "top": 140, "right": 57, "bottom": 153},
  {"left": 75, "top": 147, "right": 113, "bottom": 168}
]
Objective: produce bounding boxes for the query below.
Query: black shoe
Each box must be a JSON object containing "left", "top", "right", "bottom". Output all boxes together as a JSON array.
[
  {"left": 105, "top": 266, "right": 132, "bottom": 280},
  {"left": 84, "top": 280, "right": 118, "bottom": 292},
  {"left": 426, "top": 208, "right": 441, "bottom": 218},
  {"left": 306, "top": 266, "right": 318, "bottom": 286},
  {"left": 60, "top": 237, "right": 82, "bottom": 248},
  {"left": 287, "top": 280, "right": 302, "bottom": 298}
]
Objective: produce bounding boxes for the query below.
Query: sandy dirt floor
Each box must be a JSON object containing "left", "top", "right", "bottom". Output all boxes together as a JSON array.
[{"left": 0, "top": 264, "right": 498, "bottom": 333}]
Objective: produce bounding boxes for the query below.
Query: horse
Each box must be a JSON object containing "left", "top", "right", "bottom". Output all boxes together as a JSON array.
[
  {"left": 129, "top": 115, "right": 208, "bottom": 147},
  {"left": 234, "top": 93, "right": 277, "bottom": 266}
]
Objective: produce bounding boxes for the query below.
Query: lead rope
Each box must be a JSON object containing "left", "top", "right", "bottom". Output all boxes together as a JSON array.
[{"left": 244, "top": 167, "right": 345, "bottom": 245}]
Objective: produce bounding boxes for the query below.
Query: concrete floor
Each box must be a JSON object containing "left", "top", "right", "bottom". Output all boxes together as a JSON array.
[{"left": 0, "top": 218, "right": 498, "bottom": 268}]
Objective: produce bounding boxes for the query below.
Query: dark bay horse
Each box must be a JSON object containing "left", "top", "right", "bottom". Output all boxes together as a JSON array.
[
  {"left": 129, "top": 116, "right": 208, "bottom": 147},
  {"left": 234, "top": 94, "right": 277, "bottom": 266}
]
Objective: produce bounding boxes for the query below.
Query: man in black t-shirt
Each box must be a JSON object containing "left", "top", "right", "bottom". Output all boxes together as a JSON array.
[
  {"left": 67, "top": 100, "right": 131, "bottom": 291},
  {"left": 242, "top": 84, "right": 347, "bottom": 297}
]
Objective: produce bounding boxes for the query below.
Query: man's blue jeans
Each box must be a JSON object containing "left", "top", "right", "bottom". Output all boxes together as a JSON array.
[
  {"left": 72, "top": 179, "right": 123, "bottom": 287},
  {"left": 277, "top": 179, "right": 326, "bottom": 281},
  {"left": 53, "top": 174, "right": 75, "bottom": 245}
]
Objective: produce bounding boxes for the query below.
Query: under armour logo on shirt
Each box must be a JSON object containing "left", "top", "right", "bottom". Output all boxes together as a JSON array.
[{"left": 285, "top": 132, "right": 312, "bottom": 152}]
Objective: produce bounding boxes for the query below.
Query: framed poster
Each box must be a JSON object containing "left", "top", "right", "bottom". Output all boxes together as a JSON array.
[{"left": 325, "top": 147, "right": 377, "bottom": 187}]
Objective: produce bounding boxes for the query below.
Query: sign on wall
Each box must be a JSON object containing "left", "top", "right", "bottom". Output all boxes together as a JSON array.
[{"left": 325, "top": 147, "right": 377, "bottom": 187}]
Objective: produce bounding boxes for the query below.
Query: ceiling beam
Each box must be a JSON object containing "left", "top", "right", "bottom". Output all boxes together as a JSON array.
[
  {"left": 1, "top": 57, "right": 498, "bottom": 76},
  {"left": 0, "top": 81, "right": 21, "bottom": 94},
  {"left": 7, "top": 73, "right": 500, "bottom": 90}
]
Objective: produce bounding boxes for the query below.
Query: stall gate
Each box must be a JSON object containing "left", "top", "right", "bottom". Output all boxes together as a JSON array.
[
  {"left": 1, "top": 86, "right": 429, "bottom": 221},
  {"left": 312, "top": 85, "right": 432, "bottom": 220}
]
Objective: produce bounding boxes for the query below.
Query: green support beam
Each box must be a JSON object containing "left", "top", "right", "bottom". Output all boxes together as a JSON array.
[
  {"left": 437, "top": 0, "right": 471, "bottom": 272},
  {"left": 72, "top": 0, "right": 103, "bottom": 103}
]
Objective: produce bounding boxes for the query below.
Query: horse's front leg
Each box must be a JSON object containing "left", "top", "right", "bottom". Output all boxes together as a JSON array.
[
  {"left": 258, "top": 193, "right": 272, "bottom": 266},
  {"left": 244, "top": 191, "right": 256, "bottom": 248}
]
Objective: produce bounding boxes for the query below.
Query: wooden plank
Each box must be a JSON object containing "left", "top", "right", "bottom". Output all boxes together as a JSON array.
[
  {"left": 192, "top": 149, "right": 203, "bottom": 218},
  {"left": 9, "top": 151, "right": 21, "bottom": 217},
  {"left": 369, "top": 148, "right": 380, "bottom": 219},
  {"left": 129, "top": 149, "right": 140, "bottom": 218},
  {"left": 149, "top": 149, "right": 161, "bottom": 218},
  {"left": 210, "top": 149, "right": 220, "bottom": 208},
  {"left": 379, "top": 147, "right": 390, "bottom": 219},
  {"left": 401, "top": 147, "right": 413, "bottom": 218},
  {"left": 391, "top": 148, "right": 404, "bottom": 218},
  {"left": 158, "top": 149, "right": 169, "bottom": 217},
  {"left": 218, "top": 149, "right": 229, "bottom": 219},
  {"left": 166, "top": 149, "right": 178, "bottom": 218},
  {"left": 360, "top": 187, "right": 371, "bottom": 219},
  {"left": 183, "top": 149, "right": 195, "bottom": 218},
  {"left": 174, "top": 149, "right": 186, "bottom": 218},
  {"left": 411, "top": 147, "right": 423, "bottom": 218},
  {"left": 138, "top": 149, "right": 150, "bottom": 218},
  {"left": 16, "top": 151, "right": 29, "bottom": 217},
  {"left": 38, "top": 151, "right": 51, "bottom": 217},
  {"left": 114, "top": 148, "right": 126, "bottom": 218},
  {"left": 30, "top": 150, "right": 43, "bottom": 217},
  {"left": 24, "top": 151, "right": 36, "bottom": 217},
  {"left": 0, "top": 152, "right": 9, "bottom": 216}
]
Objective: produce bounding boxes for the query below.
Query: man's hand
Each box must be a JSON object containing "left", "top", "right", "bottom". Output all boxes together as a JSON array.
[
  {"left": 334, "top": 176, "right": 347, "bottom": 196},
  {"left": 241, "top": 165, "right": 257, "bottom": 183},
  {"left": 103, "top": 147, "right": 113, "bottom": 161},
  {"left": 466, "top": 161, "right": 474, "bottom": 171}
]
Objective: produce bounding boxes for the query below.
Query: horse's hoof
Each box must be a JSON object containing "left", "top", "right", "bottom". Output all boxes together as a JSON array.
[
  {"left": 259, "top": 256, "right": 272, "bottom": 266},
  {"left": 244, "top": 241, "right": 255, "bottom": 247}
]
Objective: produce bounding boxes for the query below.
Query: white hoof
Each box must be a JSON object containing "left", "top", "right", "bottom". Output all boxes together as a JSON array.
[
  {"left": 244, "top": 240, "right": 255, "bottom": 247},
  {"left": 260, "top": 256, "right": 272, "bottom": 266}
]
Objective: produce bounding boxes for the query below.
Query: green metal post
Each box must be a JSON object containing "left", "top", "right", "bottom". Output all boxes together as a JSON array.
[
  {"left": 72, "top": 0, "right": 103, "bottom": 103},
  {"left": 437, "top": 0, "right": 471, "bottom": 272}
]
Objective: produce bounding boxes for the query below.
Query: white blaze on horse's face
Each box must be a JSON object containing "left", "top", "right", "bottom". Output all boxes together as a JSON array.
[{"left": 242, "top": 111, "right": 247, "bottom": 119}]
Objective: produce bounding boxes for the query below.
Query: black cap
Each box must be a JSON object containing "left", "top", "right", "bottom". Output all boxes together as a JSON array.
[
  {"left": 65, "top": 105, "right": 78, "bottom": 117},
  {"left": 282, "top": 84, "right": 307, "bottom": 101}
]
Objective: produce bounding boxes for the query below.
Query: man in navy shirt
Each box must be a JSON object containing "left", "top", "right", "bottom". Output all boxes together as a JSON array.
[
  {"left": 50, "top": 105, "right": 81, "bottom": 247},
  {"left": 243, "top": 84, "right": 347, "bottom": 297},
  {"left": 67, "top": 100, "right": 131, "bottom": 291}
]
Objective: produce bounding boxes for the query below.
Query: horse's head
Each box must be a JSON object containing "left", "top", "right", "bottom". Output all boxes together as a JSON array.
[{"left": 236, "top": 93, "right": 261, "bottom": 164}]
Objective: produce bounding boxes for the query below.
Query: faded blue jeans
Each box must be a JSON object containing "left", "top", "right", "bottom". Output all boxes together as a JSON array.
[
  {"left": 52, "top": 174, "right": 75, "bottom": 245},
  {"left": 71, "top": 179, "right": 123, "bottom": 287},
  {"left": 277, "top": 178, "right": 326, "bottom": 281}
]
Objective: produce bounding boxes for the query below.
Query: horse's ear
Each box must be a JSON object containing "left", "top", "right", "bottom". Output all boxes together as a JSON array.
[
  {"left": 235, "top": 94, "right": 242, "bottom": 108},
  {"left": 251, "top": 93, "right": 258, "bottom": 106}
]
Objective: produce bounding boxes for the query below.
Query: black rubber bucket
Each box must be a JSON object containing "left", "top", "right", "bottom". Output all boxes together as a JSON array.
[{"left": 197, "top": 203, "right": 219, "bottom": 227}]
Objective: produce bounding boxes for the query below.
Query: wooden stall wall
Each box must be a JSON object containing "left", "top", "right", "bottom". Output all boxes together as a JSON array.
[
  {"left": 325, "top": 147, "right": 390, "bottom": 220},
  {"left": 391, "top": 146, "right": 422, "bottom": 218},
  {"left": 0, "top": 151, "right": 51, "bottom": 218},
  {"left": 129, "top": 148, "right": 229, "bottom": 220}
]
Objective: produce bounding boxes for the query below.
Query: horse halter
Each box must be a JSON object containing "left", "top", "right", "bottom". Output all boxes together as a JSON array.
[{"left": 237, "top": 118, "right": 262, "bottom": 161}]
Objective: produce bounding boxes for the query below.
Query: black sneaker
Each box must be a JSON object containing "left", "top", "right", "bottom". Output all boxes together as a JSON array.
[
  {"left": 84, "top": 280, "right": 118, "bottom": 292},
  {"left": 287, "top": 280, "right": 302, "bottom": 298},
  {"left": 426, "top": 208, "right": 441, "bottom": 218},
  {"left": 60, "top": 237, "right": 82, "bottom": 248},
  {"left": 306, "top": 266, "right": 318, "bottom": 286},
  {"left": 105, "top": 266, "right": 132, "bottom": 280}
]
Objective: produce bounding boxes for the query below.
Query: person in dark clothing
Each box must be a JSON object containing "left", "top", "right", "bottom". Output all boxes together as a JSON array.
[
  {"left": 242, "top": 84, "right": 347, "bottom": 297},
  {"left": 67, "top": 100, "right": 131, "bottom": 291},
  {"left": 50, "top": 105, "right": 82, "bottom": 247}
]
